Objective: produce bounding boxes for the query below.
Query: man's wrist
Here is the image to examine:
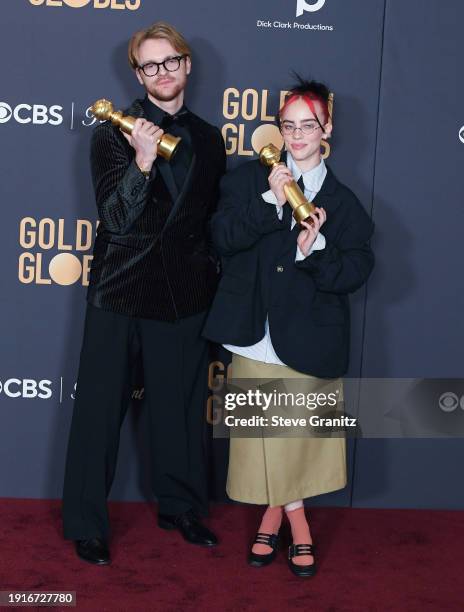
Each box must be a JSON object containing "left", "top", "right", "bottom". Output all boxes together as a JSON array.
[{"left": 135, "top": 158, "right": 153, "bottom": 177}]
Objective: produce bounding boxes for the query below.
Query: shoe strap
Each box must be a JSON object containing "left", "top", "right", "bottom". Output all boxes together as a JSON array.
[
  {"left": 254, "top": 532, "right": 279, "bottom": 548},
  {"left": 288, "top": 543, "right": 315, "bottom": 558}
]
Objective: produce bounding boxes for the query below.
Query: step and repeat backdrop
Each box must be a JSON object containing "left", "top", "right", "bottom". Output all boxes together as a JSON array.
[{"left": 0, "top": 0, "right": 462, "bottom": 508}]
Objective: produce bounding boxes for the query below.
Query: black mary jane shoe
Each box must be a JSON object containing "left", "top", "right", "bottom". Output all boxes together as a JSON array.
[
  {"left": 287, "top": 543, "right": 317, "bottom": 577},
  {"left": 75, "top": 537, "right": 110, "bottom": 565},
  {"left": 248, "top": 532, "right": 280, "bottom": 567}
]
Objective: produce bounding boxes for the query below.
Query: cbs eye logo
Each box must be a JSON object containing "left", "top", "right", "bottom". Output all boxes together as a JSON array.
[
  {"left": 0, "top": 102, "right": 63, "bottom": 125},
  {"left": 296, "top": 0, "right": 326, "bottom": 17},
  {"left": 0, "top": 103, "right": 12, "bottom": 123},
  {"left": 459, "top": 126, "right": 464, "bottom": 144},
  {"left": 438, "top": 392, "right": 464, "bottom": 413}
]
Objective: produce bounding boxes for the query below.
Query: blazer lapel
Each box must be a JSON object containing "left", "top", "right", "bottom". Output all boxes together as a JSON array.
[
  {"left": 162, "top": 153, "right": 196, "bottom": 230},
  {"left": 312, "top": 166, "right": 342, "bottom": 216},
  {"left": 161, "top": 120, "right": 201, "bottom": 230},
  {"left": 156, "top": 157, "right": 179, "bottom": 203}
]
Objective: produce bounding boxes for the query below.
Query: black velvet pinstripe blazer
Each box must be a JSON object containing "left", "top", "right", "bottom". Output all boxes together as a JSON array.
[{"left": 86, "top": 98, "right": 226, "bottom": 321}]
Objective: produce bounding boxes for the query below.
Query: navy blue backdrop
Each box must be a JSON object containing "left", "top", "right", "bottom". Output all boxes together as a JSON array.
[{"left": 0, "top": 0, "right": 462, "bottom": 509}]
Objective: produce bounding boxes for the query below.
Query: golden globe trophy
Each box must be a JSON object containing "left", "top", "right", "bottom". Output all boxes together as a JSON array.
[
  {"left": 91, "top": 99, "right": 181, "bottom": 161},
  {"left": 259, "top": 143, "right": 316, "bottom": 225}
]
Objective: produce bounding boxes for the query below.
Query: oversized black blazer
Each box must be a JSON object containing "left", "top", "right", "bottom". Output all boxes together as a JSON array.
[
  {"left": 202, "top": 156, "right": 375, "bottom": 377},
  {"left": 87, "top": 98, "right": 226, "bottom": 321}
]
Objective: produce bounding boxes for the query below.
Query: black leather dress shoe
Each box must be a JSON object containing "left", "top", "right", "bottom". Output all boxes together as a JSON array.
[
  {"left": 287, "top": 543, "right": 317, "bottom": 577},
  {"left": 158, "top": 509, "right": 218, "bottom": 547},
  {"left": 75, "top": 537, "right": 110, "bottom": 565},
  {"left": 248, "top": 532, "right": 280, "bottom": 567}
]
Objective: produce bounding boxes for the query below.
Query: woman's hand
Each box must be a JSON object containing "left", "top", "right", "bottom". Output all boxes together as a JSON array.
[
  {"left": 268, "top": 163, "right": 293, "bottom": 206},
  {"left": 297, "top": 207, "right": 327, "bottom": 256}
]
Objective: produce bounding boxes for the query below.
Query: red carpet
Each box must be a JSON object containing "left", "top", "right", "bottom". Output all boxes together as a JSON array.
[{"left": 0, "top": 499, "right": 462, "bottom": 611}]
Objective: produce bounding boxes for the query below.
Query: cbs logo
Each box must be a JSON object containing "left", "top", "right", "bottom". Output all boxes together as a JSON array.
[
  {"left": 296, "top": 0, "right": 326, "bottom": 17},
  {"left": 0, "top": 379, "right": 53, "bottom": 399},
  {"left": 29, "top": 0, "right": 141, "bottom": 9},
  {"left": 459, "top": 126, "right": 464, "bottom": 144},
  {"left": 0, "top": 102, "right": 63, "bottom": 126},
  {"left": 438, "top": 392, "right": 464, "bottom": 413}
]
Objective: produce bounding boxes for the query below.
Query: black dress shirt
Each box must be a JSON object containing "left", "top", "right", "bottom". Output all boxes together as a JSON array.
[{"left": 141, "top": 96, "right": 193, "bottom": 191}]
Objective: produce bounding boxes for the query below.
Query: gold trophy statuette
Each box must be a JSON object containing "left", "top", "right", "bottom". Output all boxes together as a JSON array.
[
  {"left": 259, "top": 143, "right": 317, "bottom": 225},
  {"left": 91, "top": 98, "right": 181, "bottom": 161}
]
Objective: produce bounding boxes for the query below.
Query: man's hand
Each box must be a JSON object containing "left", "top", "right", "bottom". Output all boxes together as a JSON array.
[
  {"left": 122, "top": 118, "right": 164, "bottom": 173},
  {"left": 297, "top": 207, "right": 327, "bottom": 256},
  {"left": 268, "top": 163, "right": 293, "bottom": 206}
]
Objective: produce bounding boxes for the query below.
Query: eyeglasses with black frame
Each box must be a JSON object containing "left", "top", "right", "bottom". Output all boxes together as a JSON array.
[{"left": 138, "top": 54, "right": 188, "bottom": 77}]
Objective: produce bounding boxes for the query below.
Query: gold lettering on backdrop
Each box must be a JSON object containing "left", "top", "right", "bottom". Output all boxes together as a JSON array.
[
  {"left": 29, "top": 0, "right": 141, "bottom": 9},
  {"left": 208, "top": 361, "right": 225, "bottom": 392},
  {"left": 206, "top": 360, "right": 232, "bottom": 425},
  {"left": 38, "top": 219, "right": 55, "bottom": 250},
  {"left": 241, "top": 89, "right": 259, "bottom": 121},
  {"left": 18, "top": 253, "right": 36, "bottom": 284},
  {"left": 33, "top": 253, "right": 52, "bottom": 285},
  {"left": 18, "top": 217, "right": 98, "bottom": 286},
  {"left": 76, "top": 220, "right": 93, "bottom": 251},
  {"left": 48, "top": 253, "right": 83, "bottom": 285},
  {"left": 207, "top": 394, "right": 223, "bottom": 426},
  {"left": 109, "top": 0, "right": 126, "bottom": 9},
  {"left": 62, "top": 1, "right": 91, "bottom": 6},
  {"left": 19, "top": 217, "right": 36, "bottom": 249},
  {"left": 223, "top": 88, "right": 240, "bottom": 120},
  {"left": 260, "top": 90, "right": 274, "bottom": 121},
  {"left": 57, "top": 219, "right": 72, "bottom": 250},
  {"left": 81, "top": 255, "right": 93, "bottom": 285}
]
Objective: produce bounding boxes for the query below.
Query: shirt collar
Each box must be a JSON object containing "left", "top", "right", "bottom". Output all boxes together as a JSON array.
[
  {"left": 286, "top": 152, "right": 326, "bottom": 193},
  {"left": 141, "top": 95, "right": 189, "bottom": 124}
]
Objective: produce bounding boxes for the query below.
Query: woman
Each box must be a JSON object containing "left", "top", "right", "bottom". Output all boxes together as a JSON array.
[{"left": 203, "top": 77, "right": 374, "bottom": 577}]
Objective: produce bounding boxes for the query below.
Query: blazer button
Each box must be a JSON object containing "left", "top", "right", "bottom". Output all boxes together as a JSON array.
[{"left": 276, "top": 266, "right": 284, "bottom": 272}]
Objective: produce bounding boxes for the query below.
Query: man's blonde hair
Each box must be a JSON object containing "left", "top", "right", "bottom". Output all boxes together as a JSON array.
[{"left": 128, "top": 21, "right": 191, "bottom": 70}]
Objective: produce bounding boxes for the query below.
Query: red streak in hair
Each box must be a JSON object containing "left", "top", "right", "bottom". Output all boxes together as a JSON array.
[{"left": 280, "top": 93, "right": 329, "bottom": 125}]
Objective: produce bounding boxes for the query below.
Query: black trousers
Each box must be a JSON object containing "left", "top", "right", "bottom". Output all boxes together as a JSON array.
[{"left": 62, "top": 303, "right": 210, "bottom": 540}]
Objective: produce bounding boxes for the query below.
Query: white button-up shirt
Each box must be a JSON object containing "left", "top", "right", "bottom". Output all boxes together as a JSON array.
[{"left": 223, "top": 154, "right": 327, "bottom": 365}]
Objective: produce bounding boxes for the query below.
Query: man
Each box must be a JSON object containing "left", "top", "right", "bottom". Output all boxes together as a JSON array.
[
  {"left": 62, "top": 21, "right": 226, "bottom": 565},
  {"left": 202, "top": 78, "right": 374, "bottom": 577}
]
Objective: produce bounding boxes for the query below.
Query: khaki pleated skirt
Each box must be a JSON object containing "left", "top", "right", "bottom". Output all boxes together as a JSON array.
[{"left": 226, "top": 354, "right": 347, "bottom": 506}]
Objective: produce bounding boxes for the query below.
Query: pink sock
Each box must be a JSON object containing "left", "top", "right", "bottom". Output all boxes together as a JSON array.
[
  {"left": 286, "top": 506, "right": 314, "bottom": 566},
  {"left": 252, "top": 506, "right": 283, "bottom": 555}
]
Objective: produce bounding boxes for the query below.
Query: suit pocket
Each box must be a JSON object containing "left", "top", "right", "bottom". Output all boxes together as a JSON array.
[{"left": 218, "top": 273, "right": 250, "bottom": 295}]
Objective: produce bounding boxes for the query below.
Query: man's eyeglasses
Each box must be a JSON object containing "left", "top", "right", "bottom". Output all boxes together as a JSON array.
[
  {"left": 138, "top": 54, "right": 188, "bottom": 77},
  {"left": 280, "top": 121, "right": 322, "bottom": 136}
]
